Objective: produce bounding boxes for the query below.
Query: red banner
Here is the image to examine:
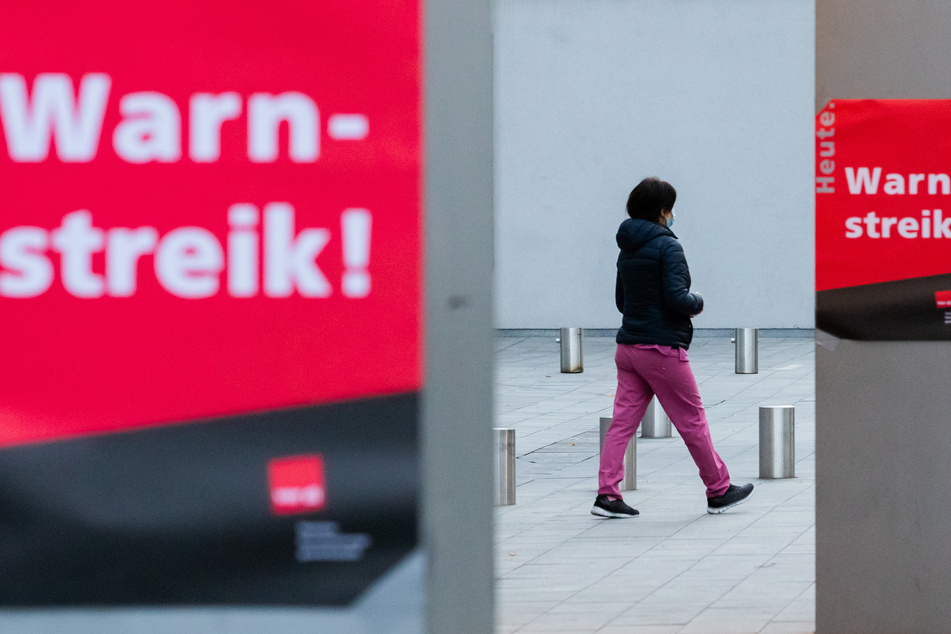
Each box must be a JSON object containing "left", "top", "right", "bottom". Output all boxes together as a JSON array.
[
  {"left": 0, "top": 2, "right": 422, "bottom": 447},
  {"left": 816, "top": 100, "right": 951, "bottom": 340},
  {"left": 816, "top": 100, "right": 951, "bottom": 291}
]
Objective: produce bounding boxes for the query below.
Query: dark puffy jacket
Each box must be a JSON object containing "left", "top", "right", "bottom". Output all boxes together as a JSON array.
[{"left": 615, "top": 218, "right": 704, "bottom": 349}]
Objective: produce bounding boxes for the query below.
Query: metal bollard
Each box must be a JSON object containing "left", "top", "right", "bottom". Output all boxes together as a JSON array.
[
  {"left": 639, "top": 396, "right": 671, "bottom": 438},
  {"left": 735, "top": 328, "right": 759, "bottom": 374},
  {"left": 599, "top": 417, "right": 636, "bottom": 490},
  {"left": 494, "top": 428, "right": 516, "bottom": 505},
  {"left": 759, "top": 406, "right": 795, "bottom": 478},
  {"left": 558, "top": 327, "right": 583, "bottom": 373}
]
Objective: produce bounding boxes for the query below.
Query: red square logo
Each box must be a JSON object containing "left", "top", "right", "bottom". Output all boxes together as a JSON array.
[
  {"left": 268, "top": 455, "right": 326, "bottom": 516},
  {"left": 937, "top": 291, "right": 951, "bottom": 309}
]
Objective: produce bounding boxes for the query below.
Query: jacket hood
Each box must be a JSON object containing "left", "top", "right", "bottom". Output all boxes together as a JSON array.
[{"left": 616, "top": 218, "right": 676, "bottom": 251}]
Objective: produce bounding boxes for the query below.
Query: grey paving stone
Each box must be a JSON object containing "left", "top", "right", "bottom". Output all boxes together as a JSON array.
[{"left": 493, "top": 336, "right": 816, "bottom": 633}]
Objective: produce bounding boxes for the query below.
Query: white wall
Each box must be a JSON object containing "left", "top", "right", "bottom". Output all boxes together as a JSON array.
[{"left": 495, "top": 0, "right": 815, "bottom": 329}]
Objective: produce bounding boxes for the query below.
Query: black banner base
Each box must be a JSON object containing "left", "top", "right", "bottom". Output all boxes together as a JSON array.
[{"left": 0, "top": 393, "right": 418, "bottom": 606}]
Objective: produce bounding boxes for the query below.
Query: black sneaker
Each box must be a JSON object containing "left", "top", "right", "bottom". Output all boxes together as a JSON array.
[
  {"left": 706, "top": 483, "right": 754, "bottom": 514},
  {"left": 591, "top": 494, "right": 639, "bottom": 518}
]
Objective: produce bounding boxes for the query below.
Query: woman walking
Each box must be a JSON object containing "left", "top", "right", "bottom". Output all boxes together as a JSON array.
[{"left": 592, "top": 177, "right": 753, "bottom": 519}]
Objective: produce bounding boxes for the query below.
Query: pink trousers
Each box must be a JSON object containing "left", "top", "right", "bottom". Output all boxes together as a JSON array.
[{"left": 598, "top": 343, "right": 731, "bottom": 499}]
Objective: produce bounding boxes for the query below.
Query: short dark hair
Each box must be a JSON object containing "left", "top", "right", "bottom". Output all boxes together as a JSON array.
[{"left": 626, "top": 177, "right": 677, "bottom": 221}]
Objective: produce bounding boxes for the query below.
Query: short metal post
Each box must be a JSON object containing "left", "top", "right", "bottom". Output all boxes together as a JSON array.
[
  {"left": 759, "top": 406, "right": 795, "bottom": 478},
  {"left": 493, "top": 428, "right": 516, "bottom": 505},
  {"left": 639, "top": 396, "right": 671, "bottom": 438},
  {"left": 735, "top": 328, "right": 759, "bottom": 374},
  {"left": 558, "top": 327, "right": 583, "bottom": 373},
  {"left": 599, "top": 417, "right": 635, "bottom": 490}
]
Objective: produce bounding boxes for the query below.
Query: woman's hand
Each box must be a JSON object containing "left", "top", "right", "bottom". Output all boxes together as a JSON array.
[{"left": 690, "top": 291, "right": 703, "bottom": 317}]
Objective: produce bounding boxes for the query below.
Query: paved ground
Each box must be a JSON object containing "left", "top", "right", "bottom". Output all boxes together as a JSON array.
[{"left": 494, "top": 334, "right": 815, "bottom": 634}]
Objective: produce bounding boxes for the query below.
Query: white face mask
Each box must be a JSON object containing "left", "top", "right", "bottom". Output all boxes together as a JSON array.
[{"left": 666, "top": 210, "right": 675, "bottom": 228}]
